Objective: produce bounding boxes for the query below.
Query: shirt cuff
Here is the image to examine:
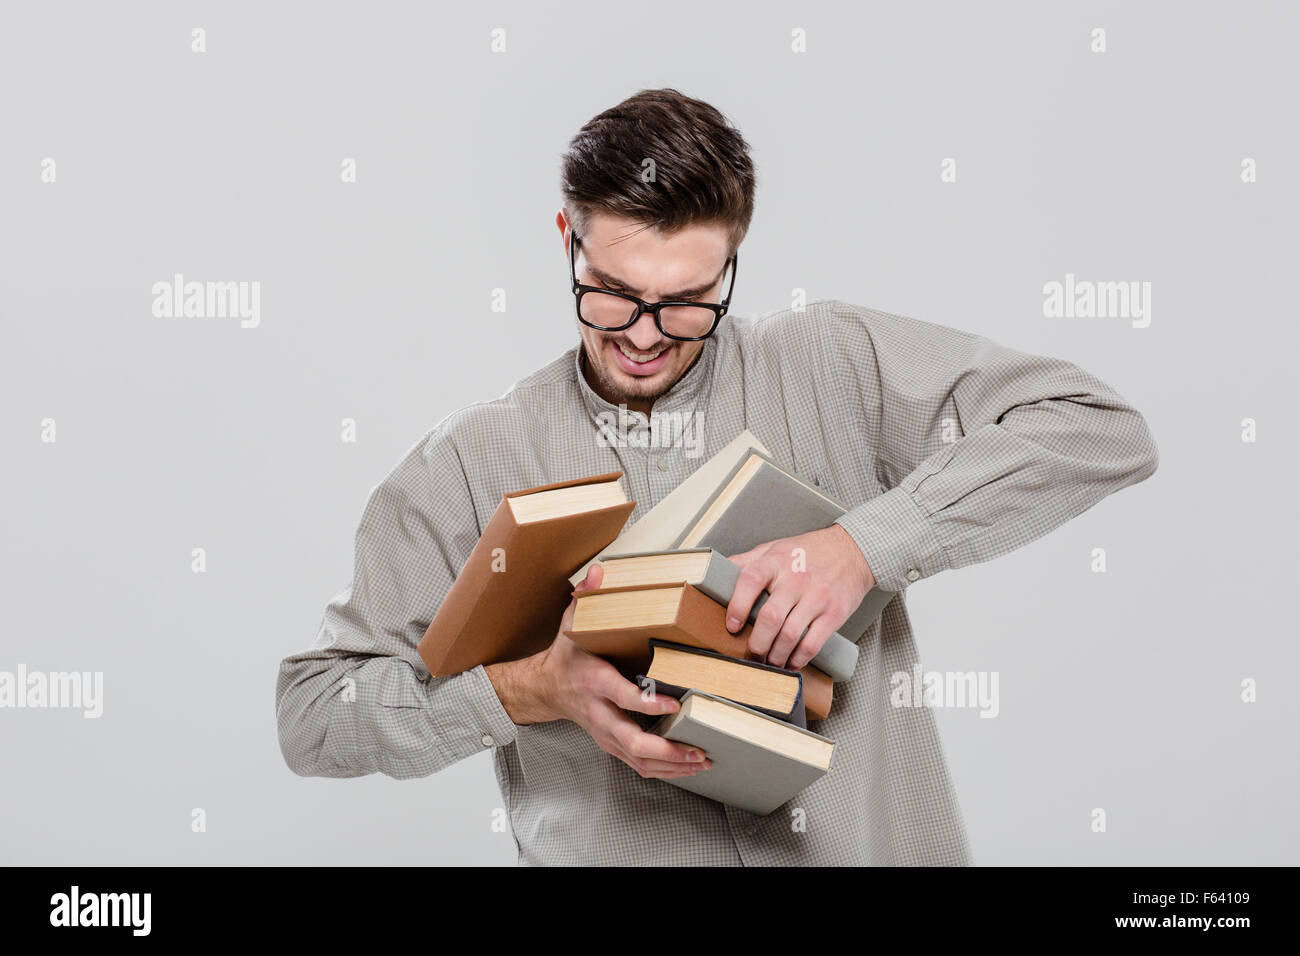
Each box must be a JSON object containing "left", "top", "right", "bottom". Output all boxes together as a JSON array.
[
  {"left": 834, "top": 483, "right": 951, "bottom": 594},
  {"left": 451, "top": 664, "right": 521, "bottom": 753}
]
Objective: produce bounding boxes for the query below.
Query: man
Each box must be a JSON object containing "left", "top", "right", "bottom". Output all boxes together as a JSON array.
[{"left": 275, "top": 88, "right": 1159, "bottom": 865}]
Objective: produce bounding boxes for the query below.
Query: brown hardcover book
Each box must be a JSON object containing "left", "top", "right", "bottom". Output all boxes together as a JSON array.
[
  {"left": 564, "top": 582, "right": 834, "bottom": 721},
  {"left": 801, "top": 664, "right": 832, "bottom": 723},
  {"left": 642, "top": 640, "right": 802, "bottom": 717},
  {"left": 635, "top": 639, "right": 807, "bottom": 728},
  {"left": 417, "top": 472, "right": 636, "bottom": 677}
]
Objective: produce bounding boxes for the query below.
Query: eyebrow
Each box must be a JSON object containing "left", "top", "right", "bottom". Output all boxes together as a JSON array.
[{"left": 583, "top": 260, "right": 727, "bottom": 300}]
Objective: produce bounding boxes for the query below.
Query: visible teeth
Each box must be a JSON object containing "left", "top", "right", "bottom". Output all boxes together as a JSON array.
[{"left": 616, "top": 341, "right": 667, "bottom": 363}]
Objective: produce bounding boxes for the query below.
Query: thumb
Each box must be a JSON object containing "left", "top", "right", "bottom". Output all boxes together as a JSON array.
[
  {"left": 575, "top": 561, "right": 604, "bottom": 595},
  {"left": 559, "top": 563, "right": 603, "bottom": 636}
]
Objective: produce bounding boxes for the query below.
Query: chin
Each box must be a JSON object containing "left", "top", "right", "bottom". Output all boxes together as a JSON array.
[
  {"left": 583, "top": 332, "right": 699, "bottom": 407},
  {"left": 608, "top": 372, "right": 669, "bottom": 402}
]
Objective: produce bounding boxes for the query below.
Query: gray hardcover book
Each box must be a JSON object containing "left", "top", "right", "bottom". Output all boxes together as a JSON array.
[
  {"left": 649, "top": 689, "right": 834, "bottom": 816},
  {"left": 671, "top": 451, "right": 897, "bottom": 641},
  {"left": 599, "top": 547, "right": 859, "bottom": 681}
]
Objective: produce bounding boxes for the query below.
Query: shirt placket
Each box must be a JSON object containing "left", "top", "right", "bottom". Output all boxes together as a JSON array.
[
  {"left": 641, "top": 401, "right": 763, "bottom": 859},
  {"left": 574, "top": 343, "right": 770, "bottom": 858}
]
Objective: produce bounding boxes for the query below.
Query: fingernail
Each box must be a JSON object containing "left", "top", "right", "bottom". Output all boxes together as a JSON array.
[
  {"left": 689, "top": 750, "right": 705, "bottom": 761},
  {"left": 727, "top": 617, "right": 741, "bottom": 630}
]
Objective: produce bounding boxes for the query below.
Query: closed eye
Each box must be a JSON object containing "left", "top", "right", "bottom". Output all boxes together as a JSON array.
[{"left": 596, "top": 279, "right": 705, "bottom": 302}]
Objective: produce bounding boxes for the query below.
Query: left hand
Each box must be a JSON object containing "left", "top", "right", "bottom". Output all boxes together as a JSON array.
[{"left": 724, "top": 525, "right": 876, "bottom": 671}]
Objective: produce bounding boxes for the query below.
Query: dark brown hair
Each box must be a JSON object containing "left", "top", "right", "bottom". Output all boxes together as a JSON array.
[{"left": 560, "top": 88, "right": 756, "bottom": 255}]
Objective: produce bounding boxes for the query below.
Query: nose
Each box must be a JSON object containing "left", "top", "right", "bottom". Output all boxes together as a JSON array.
[{"left": 624, "top": 309, "right": 664, "bottom": 350}]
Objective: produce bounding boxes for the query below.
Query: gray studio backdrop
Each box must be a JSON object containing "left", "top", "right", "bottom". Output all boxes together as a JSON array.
[{"left": 2, "top": 1, "right": 1296, "bottom": 865}]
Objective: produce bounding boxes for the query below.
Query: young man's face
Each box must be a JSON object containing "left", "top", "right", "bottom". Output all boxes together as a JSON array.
[{"left": 560, "top": 210, "right": 732, "bottom": 415}]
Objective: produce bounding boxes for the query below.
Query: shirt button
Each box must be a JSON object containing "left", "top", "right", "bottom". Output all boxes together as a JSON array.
[
  {"left": 906, "top": 568, "right": 921, "bottom": 582},
  {"left": 481, "top": 734, "right": 495, "bottom": 748},
  {"left": 655, "top": 458, "right": 669, "bottom": 472},
  {"left": 744, "top": 825, "right": 757, "bottom": 837}
]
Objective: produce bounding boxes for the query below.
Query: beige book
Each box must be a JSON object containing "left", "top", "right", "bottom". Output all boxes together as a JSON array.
[
  {"left": 650, "top": 690, "right": 835, "bottom": 816},
  {"left": 567, "top": 430, "right": 771, "bottom": 586}
]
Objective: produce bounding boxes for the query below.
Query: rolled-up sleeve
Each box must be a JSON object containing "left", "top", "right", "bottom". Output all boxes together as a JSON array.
[
  {"left": 827, "top": 300, "right": 1159, "bottom": 594},
  {"left": 275, "top": 425, "right": 520, "bottom": 779}
]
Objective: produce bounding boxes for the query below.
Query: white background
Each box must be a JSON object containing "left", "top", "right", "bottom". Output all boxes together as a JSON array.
[{"left": 2, "top": 0, "right": 1296, "bottom": 864}]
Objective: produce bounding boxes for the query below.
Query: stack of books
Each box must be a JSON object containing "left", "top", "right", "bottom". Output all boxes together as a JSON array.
[
  {"left": 416, "top": 431, "right": 896, "bottom": 815},
  {"left": 635, "top": 640, "right": 833, "bottom": 816}
]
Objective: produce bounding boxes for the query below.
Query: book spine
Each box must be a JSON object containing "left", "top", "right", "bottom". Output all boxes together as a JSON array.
[
  {"left": 801, "top": 666, "right": 832, "bottom": 722},
  {"left": 839, "top": 585, "right": 898, "bottom": 641}
]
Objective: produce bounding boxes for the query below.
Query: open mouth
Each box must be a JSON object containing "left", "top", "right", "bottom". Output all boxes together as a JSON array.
[{"left": 609, "top": 339, "right": 672, "bottom": 376}]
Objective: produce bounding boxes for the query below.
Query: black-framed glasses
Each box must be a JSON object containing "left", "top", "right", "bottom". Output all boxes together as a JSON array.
[{"left": 569, "top": 230, "right": 737, "bottom": 342}]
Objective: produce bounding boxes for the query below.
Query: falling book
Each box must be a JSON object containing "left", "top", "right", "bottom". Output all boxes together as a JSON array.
[
  {"left": 564, "top": 581, "right": 833, "bottom": 721},
  {"left": 634, "top": 638, "right": 806, "bottom": 728},
  {"left": 649, "top": 689, "right": 834, "bottom": 816},
  {"left": 596, "top": 548, "right": 858, "bottom": 682},
  {"left": 417, "top": 472, "right": 636, "bottom": 677},
  {"left": 672, "top": 448, "right": 898, "bottom": 641}
]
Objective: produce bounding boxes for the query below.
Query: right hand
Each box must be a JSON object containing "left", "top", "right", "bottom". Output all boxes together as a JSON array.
[{"left": 488, "top": 563, "right": 712, "bottom": 780}]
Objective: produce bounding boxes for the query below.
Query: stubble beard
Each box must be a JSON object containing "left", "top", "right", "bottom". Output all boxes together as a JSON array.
[{"left": 584, "top": 339, "right": 680, "bottom": 407}]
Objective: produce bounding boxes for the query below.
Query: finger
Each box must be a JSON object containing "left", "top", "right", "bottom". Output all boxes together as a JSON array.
[
  {"left": 585, "top": 697, "right": 700, "bottom": 764},
  {"left": 591, "top": 720, "right": 704, "bottom": 779},
  {"left": 748, "top": 582, "right": 798, "bottom": 660},
  {"left": 788, "top": 614, "right": 839, "bottom": 672},
  {"left": 766, "top": 593, "right": 824, "bottom": 670},
  {"left": 725, "top": 556, "right": 777, "bottom": 634},
  {"left": 612, "top": 718, "right": 709, "bottom": 765},
  {"left": 594, "top": 668, "right": 683, "bottom": 717},
  {"left": 625, "top": 754, "right": 714, "bottom": 777},
  {"left": 727, "top": 543, "right": 767, "bottom": 569}
]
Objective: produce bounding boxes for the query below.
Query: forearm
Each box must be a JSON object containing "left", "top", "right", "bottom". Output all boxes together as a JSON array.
[
  {"left": 276, "top": 424, "right": 529, "bottom": 779},
  {"left": 276, "top": 651, "right": 519, "bottom": 780},
  {"left": 485, "top": 654, "right": 555, "bottom": 726},
  {"left": 827, "top": 301, "right": 1159, "bottom": 591}
]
